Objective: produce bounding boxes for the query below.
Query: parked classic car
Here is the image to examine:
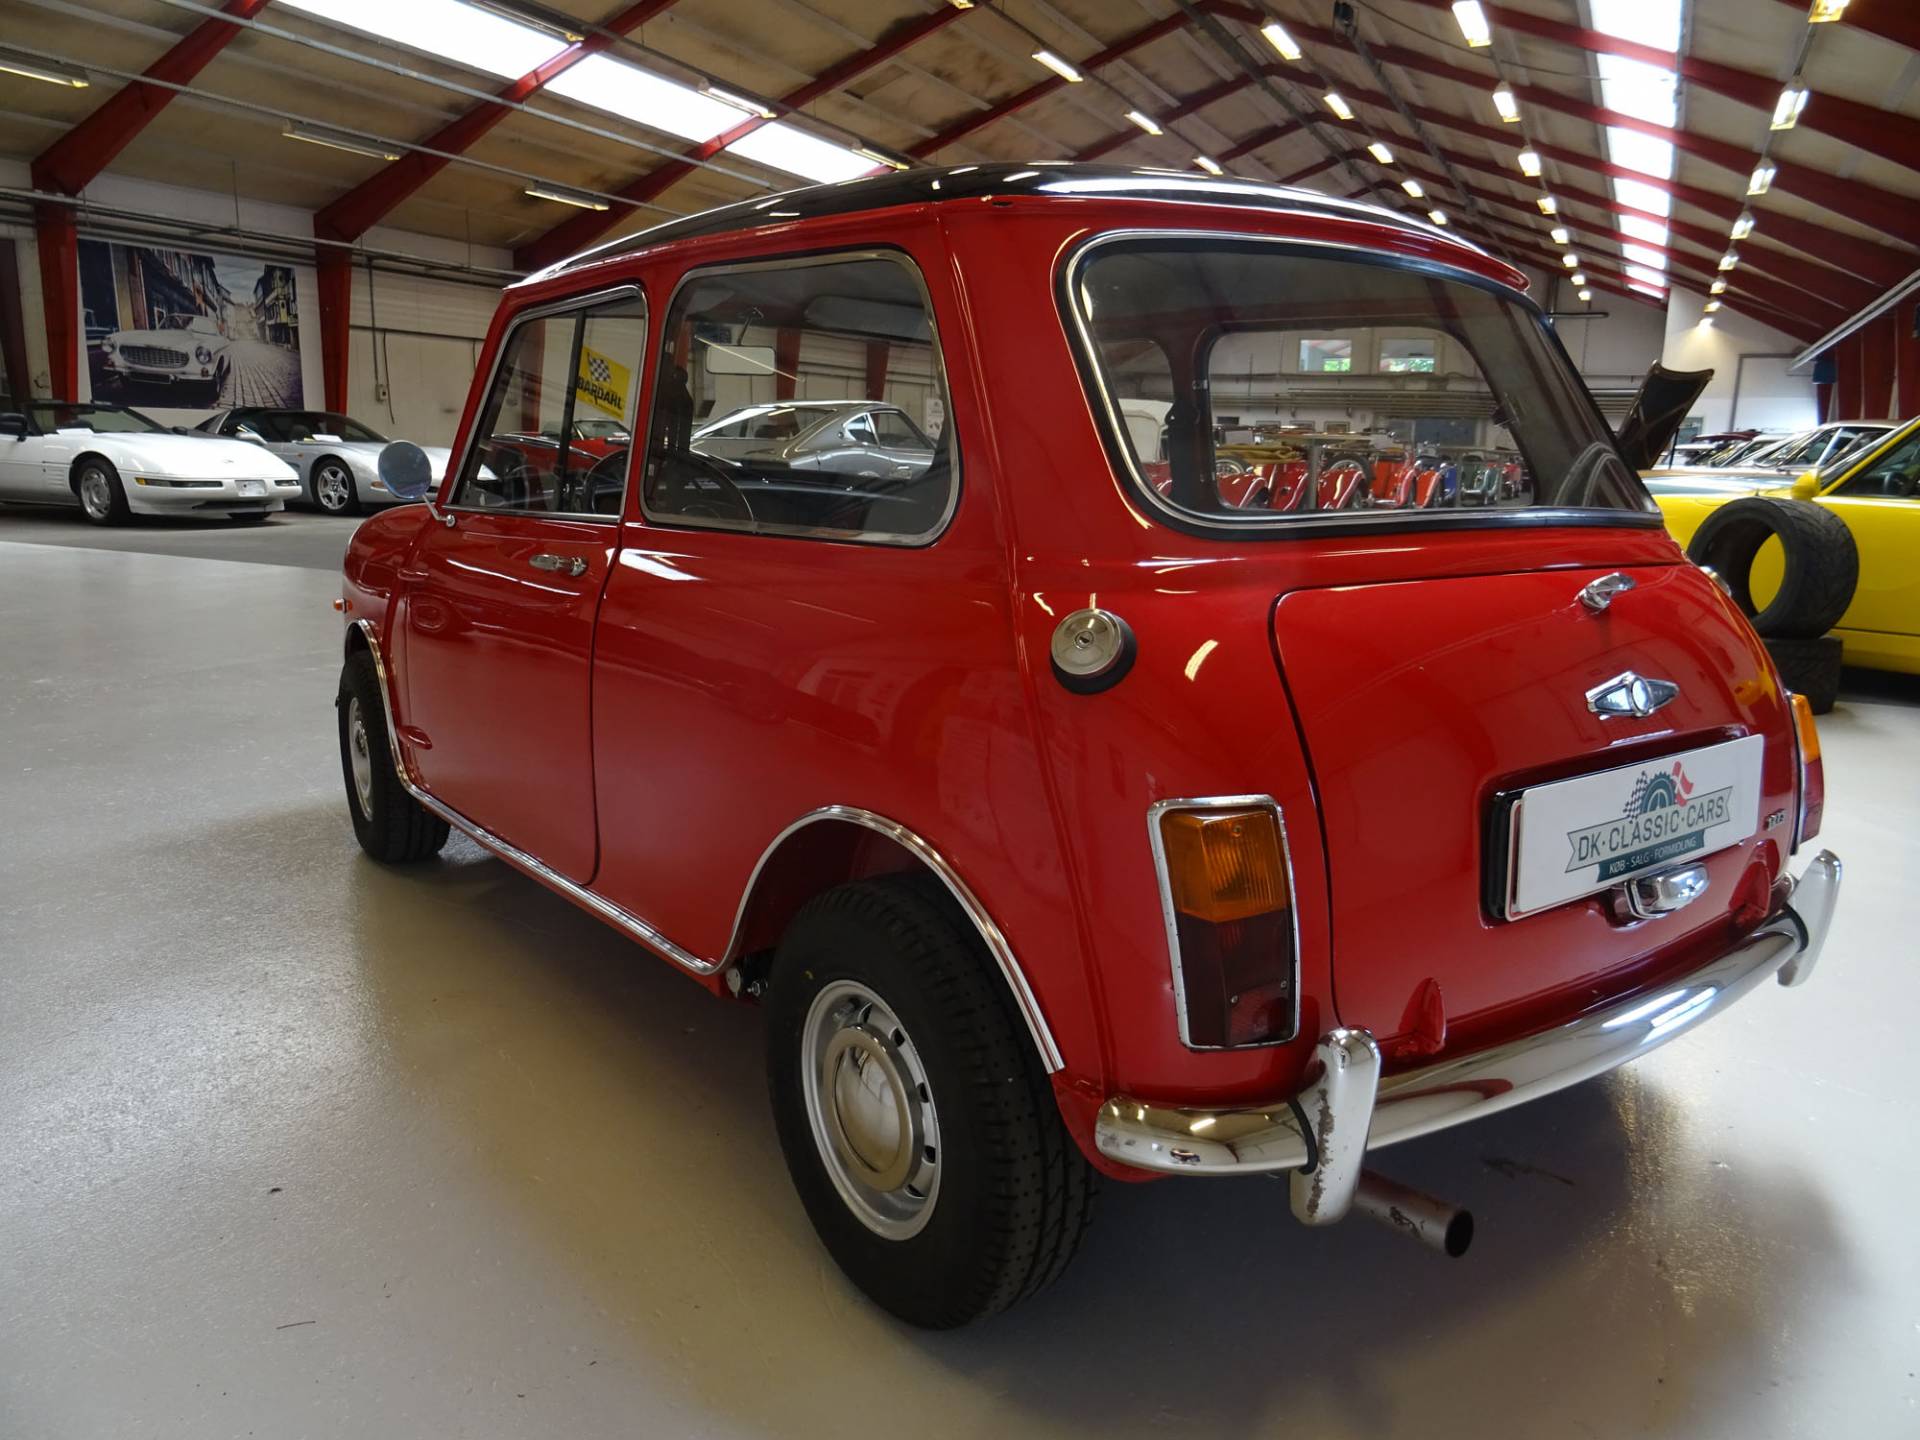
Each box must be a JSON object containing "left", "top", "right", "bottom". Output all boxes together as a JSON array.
[
  {"left": 196, "top": 408, "right": 456, "bottom": 514},
  {"left": 334, "top": 165, "right": 1841, "bottom": 1328},
  {"left": 0, "top": 401, "right": 300, "bottom": 523},
  {"left": 1650, "top": 414, "right": 1920, "bottom": 675},
  {"left": 691, "top": 399, "right": 937, "bottom": 482},
  {"left": 97, "top": 312, "right": 230, "bottom": 399}
]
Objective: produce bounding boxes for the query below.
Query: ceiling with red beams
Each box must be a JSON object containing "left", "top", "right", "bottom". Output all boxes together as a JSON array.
[{"left": 2, "top": 0, "right": 1914, "bottom": 339}]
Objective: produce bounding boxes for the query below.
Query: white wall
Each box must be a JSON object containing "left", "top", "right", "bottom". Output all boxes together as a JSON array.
[{"left": 1662, "top": 287, "right": 1816, "bottom": 434}]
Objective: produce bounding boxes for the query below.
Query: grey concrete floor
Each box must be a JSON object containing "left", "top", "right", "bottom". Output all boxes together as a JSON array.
[{"left": 2, "top": 516, "right": 1917, "bottom": 1439}]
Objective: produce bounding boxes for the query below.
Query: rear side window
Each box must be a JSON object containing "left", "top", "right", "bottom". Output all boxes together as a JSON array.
[
  {"left": 1067, "top": 238, "right": 1650, "bottom": 530},
  {"left": 642, "top": 252, "right": 955, "bottom": 544},
  {"left": 453, "top": 292, "right": 647, "bottom": 519}
]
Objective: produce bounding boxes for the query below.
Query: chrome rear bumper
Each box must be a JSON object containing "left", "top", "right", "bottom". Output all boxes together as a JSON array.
[{"left": 1095, "top": 851, "right": 1840, "bottom": 1222}]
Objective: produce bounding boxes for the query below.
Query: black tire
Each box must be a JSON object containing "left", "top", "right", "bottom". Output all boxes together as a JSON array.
[
  {"left": 1765, "top": 634, "right": 1843, "bottom": 715},
  {"left": 766, "top": 873, "right": 1095, "bottom": 1328},
  {"left": 73, "top": 457, "right": 131, "bottom": 526},
  {"left": 1686, "top": 497, "right": 1857, "bottom": 639},
  {"left": 336, "top": 649, "right": 450, "bottom": 863},
  {"left": 312, "top": 459, "right": 362, "bottom": 516}
]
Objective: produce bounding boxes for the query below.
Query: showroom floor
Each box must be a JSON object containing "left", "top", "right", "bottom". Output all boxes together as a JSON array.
[{"left": 2, "top": 511, "right": 1916, "bottom": 1439}]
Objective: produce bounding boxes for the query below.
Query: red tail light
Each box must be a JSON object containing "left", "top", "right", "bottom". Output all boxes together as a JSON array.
[
  {"left": 1788, "top": 692, "right": 1823, "bottom": 846},
  {"left": 1151, "top": 801, "right": 1299, "bottom": 1048}
]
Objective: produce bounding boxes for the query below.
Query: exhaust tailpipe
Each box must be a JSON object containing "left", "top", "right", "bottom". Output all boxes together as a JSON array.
[{"left": 1350, "top": 1170, "right": 1473, "bottom": 1257}]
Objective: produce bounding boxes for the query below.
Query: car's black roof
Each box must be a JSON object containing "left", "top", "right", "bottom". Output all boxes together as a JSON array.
[{"left": 533, "top": 162, "right": 1461, "bottom": 280}]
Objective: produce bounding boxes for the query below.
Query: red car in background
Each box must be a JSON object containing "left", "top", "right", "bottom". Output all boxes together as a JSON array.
[{"left": 336, "top": 165, "right": 1839, "bottom": 1328}]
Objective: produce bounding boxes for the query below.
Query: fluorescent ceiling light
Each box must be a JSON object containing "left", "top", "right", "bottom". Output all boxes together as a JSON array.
[
  {"left": 1367, "top": 141, "right": 1394, "bottom": 164},
  {"left": 548, "top": 55, "right": 743, "bottom": 143},
  {"left": 1401, "top": 177, "right": 1424, "bottom": 197},
  {"left": 1625, "top": 263, "right": 1668, "bottom": 288},
  {"left": 1590, "top": 0, "right": 1681, "bottom": 51},
  {"left": 0, "top": 49, "right": 89, "bottom": 86},
  {"left": 1605, "top": 126, "right": 1675, "bottom": 180},
  {"left": 1619, "top": 213, "right": 1669, "bottom": 246},
  {"left": 1621, "top": 242, "right": 1667, "bottom": 271},
  {"left": 1451, "top": 1, "right": 1493, "bottom": 47},
  {"left": 1748, "top": 163, "right": 1776, "bottom": 196},
  {"left": 1628, "top": 281, "right": 1667, "bottom": 299},
  {"left": 1429, "top": 209, "right": 1448, "bottom": 225},
  {"left": 1032, "top": 49, "right": 1083, "bottom": 83},
  {"left": 1611, "top": 175, "right": 1672, "bottom": 216},
  {"left": 1570, "top": 272, "right": 1587, "bottom": 286},
  {"left": 1323, "top": 92, "right": 1354, "bottom": 120},
  {"left": 705, "top": 85, "right": 774, "bottom": 119},
  {"left": 1595, "top": 53, "right": 1677, "bottom": 127},
  {"left": 1517, "top": 149, "right": 1541, "bottom": 177},
  {"left": 1563, "top": 252, "right": 1580, "bottom": 267},
  {"left": 1718, "top": 251, "right": 1740, "bottom": 271},
  {"left": 1261, "top": 22, "right": 1302, "bottom": 60},
  {"left": 1491, "top": 84, "right": 1520, "bottom": 122},
  {"left": 1537, "top": 194, "right": 1558, "bottom": 213},
  {"left": 467, "top": 0, "right": 583, "bottom": 42},
  {"left": 1772, "top": 81, "right": 1809, "bottom": 130},
  {"left": 283, "top": 122, "right": 400, "bottom": 161},
  {"left": 1193, "top": 155, "right": 1224, "bottom": 175},
  {"left": 1550, "top": 226, "right": 1570, "bottom": 244},
  {"left": 276, "top": 0, "right": 565, "bottom": 80},
  {"left": 524, "top": 184, "right": 607, "bottom": 210},
  {"left": 1125, "top": 110, "right": 1163, "bottom": 136},
  {"left": 1710, "top": 278, "right": 1727, "bottom": 294},
  {"left": 1704, "top": 299, "right": 1723, "bottom": 312},
  {"left": 853, "top": 147, "right": 909, "bottom": 171},
  {"left": 726, "top": 122, "right": 878, "bottom": 183},
  {"left": 1808, "top": 0, "right": 1848, "bottom": 22},
  {"left": 1577, "top": 288, "right": 1593, "bottom": 301},
  {"left": 1698, "top": 315, "right": 1714, "bottom": 328},
  {"left": 1730, "top": 211, "right": 1755, "bottom": 240}
]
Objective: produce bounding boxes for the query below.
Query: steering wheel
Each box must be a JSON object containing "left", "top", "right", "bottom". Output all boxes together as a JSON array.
[
  {"left": 658, "top": 449, "right": 756, "bottom": 525},
  {"left": 566, "top": 448, "right": 630, "bottom": 515}
]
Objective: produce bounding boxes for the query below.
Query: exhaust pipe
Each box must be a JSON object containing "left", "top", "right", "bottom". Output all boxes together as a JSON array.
[{"left": 1350, "top": 1170, "right": 1474, "bottom": 1257}]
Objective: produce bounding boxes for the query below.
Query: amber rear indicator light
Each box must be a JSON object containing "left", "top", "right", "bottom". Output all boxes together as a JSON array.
[
  {"left": 1788, "top": 692, "right": 1823, "bottom": 845},
  {"left": 1152, "top": 803, "right": 1298, "bottom": 1048}
]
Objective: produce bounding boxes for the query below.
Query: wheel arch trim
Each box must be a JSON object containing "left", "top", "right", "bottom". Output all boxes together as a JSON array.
[{"left": 345, "top": 620, "right": 1064, "bottom": 1073}]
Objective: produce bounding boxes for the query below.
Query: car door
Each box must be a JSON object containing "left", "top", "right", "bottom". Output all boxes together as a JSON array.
[
  {"left": 1819, "top": 425, "right": 1920, "bottom": 644},
  {"left": 0, "top": 410, "right": 47, "bottom": 498},
  {"left": 399, "top": 289, "right": 646, "bottom": 883}
]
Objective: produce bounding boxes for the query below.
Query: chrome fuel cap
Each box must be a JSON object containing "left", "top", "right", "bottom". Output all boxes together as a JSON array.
[{"left": 1050, "top": 608, "right": 1136, "bottom": 694}]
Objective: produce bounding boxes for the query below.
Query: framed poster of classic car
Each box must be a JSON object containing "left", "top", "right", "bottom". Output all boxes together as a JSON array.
[{"left": 78, "top": 239, "right": 303, "bottom": 416}]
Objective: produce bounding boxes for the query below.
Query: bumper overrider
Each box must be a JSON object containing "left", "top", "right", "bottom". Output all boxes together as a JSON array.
[{"left": 1096, "top": 850, "right": 1841, "bottom": 1232}]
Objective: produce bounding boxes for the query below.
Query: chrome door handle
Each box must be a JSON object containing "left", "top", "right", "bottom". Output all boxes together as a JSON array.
[{"left": 529, "top": 552, "right": 587, "bottom": 577}]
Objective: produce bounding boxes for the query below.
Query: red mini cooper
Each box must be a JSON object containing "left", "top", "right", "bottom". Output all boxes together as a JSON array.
[{"left": 336, "top": 165, "right": 1840, "bottom": 1328}]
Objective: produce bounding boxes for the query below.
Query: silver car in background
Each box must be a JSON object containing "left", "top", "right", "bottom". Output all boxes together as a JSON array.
[
  {"left": 691, "top": 400, "right": 936, "bottom": 481},
  {"left": 196, "top": 408, "right": 455, "bottom": 514}
]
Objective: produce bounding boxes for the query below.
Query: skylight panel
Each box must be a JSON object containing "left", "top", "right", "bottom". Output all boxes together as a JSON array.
[
  {"left": 1611, "top": 175, "right": 1672, "bottom": 217},
  {"left": 1589, "top": 0, "right": 1681, "bottom": 52},
  {"left": 1618, "top": 213, "right": 1669, "bottom": 247},
  {"left": 725, "top": 122, "right": 879, "bottom": 184},
  {"left": 1595, "top": 54, "right": 1677, "bottom": 127},
  {"left": 547, "top": 55, "right": 744, "bottom": 143},
  {"left": 1605, "top": 126, "right": 1675, "bottom": 180},
  {"left": 276, "top": 0, "right": 565, "bottom": 80},
  {"left": 1625, "top": 263, "right": 1669, "bottom": 289},
  {"left": 1621, "top": 242, "right": 1668, "bottom": 271}
]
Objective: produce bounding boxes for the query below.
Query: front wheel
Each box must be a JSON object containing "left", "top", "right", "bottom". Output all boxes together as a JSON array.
[
  {"left": 313, "top": 460, "right": 361, "bottom": 515},
  {"left": 337, "top": 649, "right": 449, "bottom": 863},
  {"left": 75, "top": 459, "right": 130, "bottom": 526},
  {"left": 766, "top": 874, "right": 1096, "bottom": 1328}
]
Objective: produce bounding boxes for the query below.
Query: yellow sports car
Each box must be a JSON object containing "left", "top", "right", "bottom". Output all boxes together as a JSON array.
[{"left": 1648, "top": 416, "right": 1920, "bottom": 676}]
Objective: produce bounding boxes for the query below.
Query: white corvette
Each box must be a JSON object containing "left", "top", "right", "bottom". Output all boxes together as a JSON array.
[{"left": 0, "top": 401, "right": 301, "bottom": 525}]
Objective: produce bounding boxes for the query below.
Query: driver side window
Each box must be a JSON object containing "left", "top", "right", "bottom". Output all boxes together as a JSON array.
[
  {"left": 452, "top": 292, "right": 647, "bottom": 518},
  {"left": 1834, "top": 430, "right": 1920, "bottom": 499}
]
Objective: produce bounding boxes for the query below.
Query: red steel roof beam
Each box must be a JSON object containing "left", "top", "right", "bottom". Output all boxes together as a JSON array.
[
  {"left": 1077, "top": 75, "right": 1258, "bottom": 161},
  {"left": 315, "top": 0, "right": 677, "bottom": 244},
  {"left": 1772, "top": 0, "right": 1920, "bottom": 55},
  {"left": 518, "top": 3, "right": 971, "bottom": 272},
  {"left": 32, "top": 0, "right": 274, "bottom": 195}
]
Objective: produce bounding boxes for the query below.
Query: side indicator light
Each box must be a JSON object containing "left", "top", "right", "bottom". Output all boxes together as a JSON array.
[{"left": 1788, "top": 692, "right": 1823, "bottom": 845}]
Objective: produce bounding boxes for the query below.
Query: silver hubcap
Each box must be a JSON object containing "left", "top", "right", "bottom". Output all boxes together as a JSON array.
[
  {"left": 316, "top": 466, "right": 351, "bottom": 511},
  {"left": 346, "top": 696, "right": 375, "bottom": 819},
  {"left": 80, "top": 469, "right": 111, "bottom": 519},
  {"left": 801, "top": 980, "right": 940, "bottom": 1239}
]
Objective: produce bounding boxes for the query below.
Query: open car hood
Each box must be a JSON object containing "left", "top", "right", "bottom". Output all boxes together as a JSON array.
[{"left": 1615, "top": 363, "right": 1714, "bottom": 472}]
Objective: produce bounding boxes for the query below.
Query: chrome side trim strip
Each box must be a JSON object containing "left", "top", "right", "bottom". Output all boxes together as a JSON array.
[
  {"left": 349, "top": 622, "right": 1063, "bottom": 1072},
  {"left": 1095, "top": 849, "right": 1840, "bottom": 1177}
]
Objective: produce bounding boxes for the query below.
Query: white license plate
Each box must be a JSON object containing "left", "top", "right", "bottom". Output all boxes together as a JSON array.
[
  {"left": 237, "top": 480, "right": 266, "bottom": 497},
  {"left": 1501, "top": 734, "right": 1765, "bottom": 919}
]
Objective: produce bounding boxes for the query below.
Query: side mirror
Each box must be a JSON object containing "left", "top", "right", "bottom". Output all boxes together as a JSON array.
[
  {"left": 1790, "top": 469, "right": 1820, "bottom": 501},
  {"left": 0, "top": 414, "right": 27, "bottom": 440},
  {"left": 377, "top": 441, "right": 437, "bottom": 503}
]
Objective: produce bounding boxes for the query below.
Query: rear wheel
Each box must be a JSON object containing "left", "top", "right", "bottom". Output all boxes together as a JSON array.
[
  {"left": 313, "top": 460, "right": 361, "bottom": 515},
  {"left": 75, "top": 459, "right": 130, "bottom": 526},
  {"left": 337, "top": 649, "right": 449, "bottom": 862},
  {"left": 766, "top": 873, "right": 1095, "bottom": 1328},
  {"left": 1765, "top": 634, "right": 1843, "bottom": 715}
]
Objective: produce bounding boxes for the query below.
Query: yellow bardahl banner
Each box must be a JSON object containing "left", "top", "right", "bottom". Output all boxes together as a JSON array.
[{"left": 575, "top": 344, "right": 630, "bottom": 419}]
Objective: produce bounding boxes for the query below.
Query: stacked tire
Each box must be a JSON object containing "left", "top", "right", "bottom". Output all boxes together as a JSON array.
[{"left": 1685, "top": 497, "right": 1857, "bottom": 713}]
